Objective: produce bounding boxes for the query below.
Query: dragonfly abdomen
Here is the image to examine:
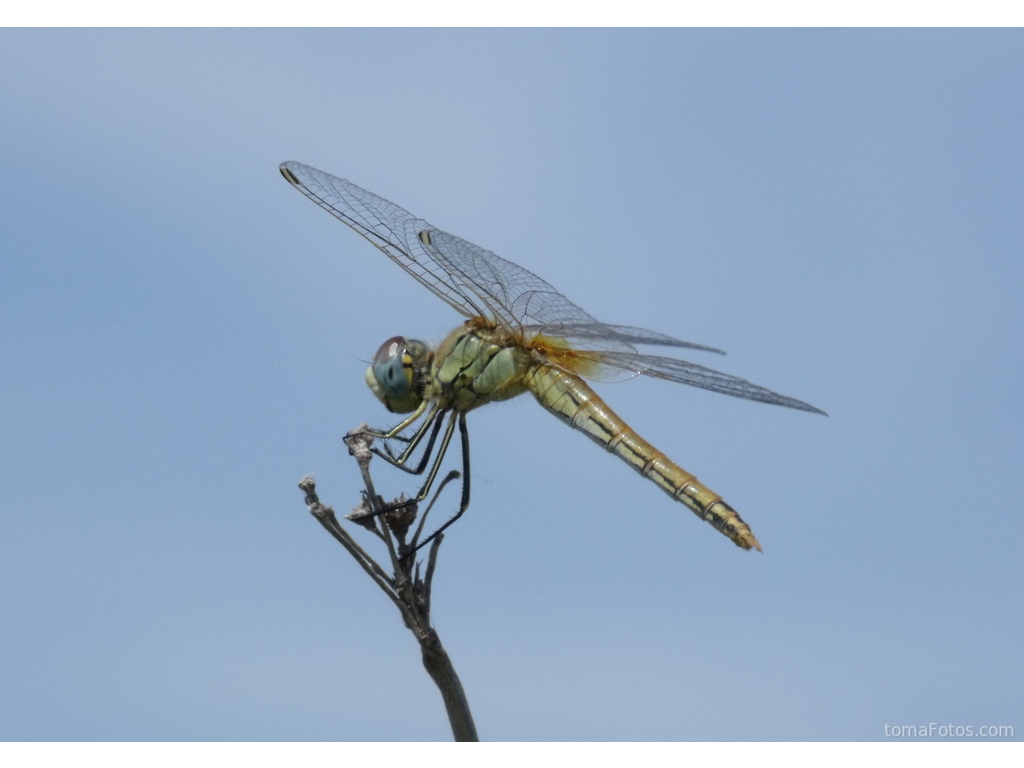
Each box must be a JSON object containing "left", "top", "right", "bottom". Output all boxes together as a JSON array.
[{"left": 525, "top": 362, "right": 762, "bottom": 551}]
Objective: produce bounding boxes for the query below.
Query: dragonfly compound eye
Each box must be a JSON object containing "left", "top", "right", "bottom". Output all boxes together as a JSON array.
[{"left": 366, "top": 336, "right": 423, "bottom": 413}]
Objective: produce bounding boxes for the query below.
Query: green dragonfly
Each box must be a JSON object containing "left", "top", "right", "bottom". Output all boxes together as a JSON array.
[{"left": 281, "top": 161, "right": 825, "bottom": 551}]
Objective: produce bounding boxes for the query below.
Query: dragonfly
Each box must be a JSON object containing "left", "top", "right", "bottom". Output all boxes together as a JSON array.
[{"left": 281, "top": 161, "right": 825, "bottom": 552}]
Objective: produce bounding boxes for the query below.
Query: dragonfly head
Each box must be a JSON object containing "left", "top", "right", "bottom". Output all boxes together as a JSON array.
[{"left": 366, "top": 336, "right": 431, "bottom": 413}]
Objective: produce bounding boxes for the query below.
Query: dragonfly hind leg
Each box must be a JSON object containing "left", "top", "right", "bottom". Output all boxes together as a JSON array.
[{"left": 406, "top": 413, "right": 471, "bottom": 556}]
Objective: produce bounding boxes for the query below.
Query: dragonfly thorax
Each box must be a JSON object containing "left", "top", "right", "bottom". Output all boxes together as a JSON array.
[{"left": 365, "top": 336, "right": 432, "bottom": 414}]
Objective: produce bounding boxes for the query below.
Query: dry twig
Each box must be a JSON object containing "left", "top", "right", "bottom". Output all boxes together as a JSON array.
[{"left": 298, "top": 425, "right": 478, "bottom": 742}]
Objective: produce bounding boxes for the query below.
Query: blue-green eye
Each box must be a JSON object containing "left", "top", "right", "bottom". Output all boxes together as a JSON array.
[
  {"left": 372, "top": 336, "right": 412, "bottom": 397},
  {"left": 366, "top": 336, "right": 429, "bottom": 414}
]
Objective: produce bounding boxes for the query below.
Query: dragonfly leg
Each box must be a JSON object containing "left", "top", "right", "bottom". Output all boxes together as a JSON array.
[
  {"left": 406, "top": 413, "right": 471, "bottom": 556},
  {"left": 372, "top": 405, "right": 447, "bottom": 476},
  {"left": 370, "top": 410, "right": 460, "bottom": 534},
  {"left": 364, "top": 413, "right": 422, "bottom": 462},
  {"left": 363, "top": 400, "right": 431, "bottom": 446},
  {"left": 407, "top": 410, "right": 460, "bottom": 503},
  {"left": 408, "top": 468, "right": 463, "bottom": 547}
]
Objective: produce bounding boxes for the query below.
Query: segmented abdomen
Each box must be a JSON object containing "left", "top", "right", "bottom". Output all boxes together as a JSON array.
[{"left": 524, "top": 362, "right": 761, "bottom": 551}]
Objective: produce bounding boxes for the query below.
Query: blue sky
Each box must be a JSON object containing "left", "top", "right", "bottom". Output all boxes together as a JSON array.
[{"left": 1, "top": 29, "right": 1021, "bottom": 741}]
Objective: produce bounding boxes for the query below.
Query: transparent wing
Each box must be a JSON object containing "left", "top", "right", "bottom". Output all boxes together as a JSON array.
[
  {"left": 408, "top": 229, "right": 733, "bottom": 363},
  {"left": 280, "top": 161, "right": 488, "bottom": 318},
  {"left": 281, "top": 163, "right": 711, "bottom": 334},
  {"left": 572, "top": 350, "right": 827, "bottom": 414},
  {"left": 528, "top": 321, "right": 725, "bottom": 355},
  {"left": 282, "top": 162, "right": 764, "bottom": 384}
]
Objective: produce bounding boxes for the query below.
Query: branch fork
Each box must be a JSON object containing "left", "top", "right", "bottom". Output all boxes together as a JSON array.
[{"left": 298, "top": 425, "right": 478, "bottom": 741}]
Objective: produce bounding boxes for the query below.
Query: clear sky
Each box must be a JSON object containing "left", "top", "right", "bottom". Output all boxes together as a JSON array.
[{"left": 1, "top": 29, "right": 1021, "bottom": 741}]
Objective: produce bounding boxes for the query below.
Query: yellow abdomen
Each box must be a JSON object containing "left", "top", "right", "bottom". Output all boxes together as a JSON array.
[{"left": 524, "top": 361, "right": 761, "bottom": 551}]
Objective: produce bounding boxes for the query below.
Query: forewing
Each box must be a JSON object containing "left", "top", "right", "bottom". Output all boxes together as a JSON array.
[
  {"left": 280, "top": 161, "right": 487, "bottom": 318},
  {"left": 591, "top": 351, "right": 827, "bottom": 414},
  {"left": 283, "top": 163, "right": 727, "bottom": 345}
]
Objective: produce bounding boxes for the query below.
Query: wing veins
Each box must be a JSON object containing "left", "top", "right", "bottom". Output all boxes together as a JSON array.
[
  {"left": 591, "top": 351, "right": 826, "bottom": 414},
  {"left": 281, "top": 162, "right": 485, "bottom": 318}
]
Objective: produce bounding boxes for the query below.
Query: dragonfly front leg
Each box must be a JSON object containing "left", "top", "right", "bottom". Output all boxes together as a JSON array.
[
  {"left": 364, "top": 402, "right": 443, "bottom": 473},
  {"left": 362, "top": 399, "right": 430, "bottom": 447}
]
